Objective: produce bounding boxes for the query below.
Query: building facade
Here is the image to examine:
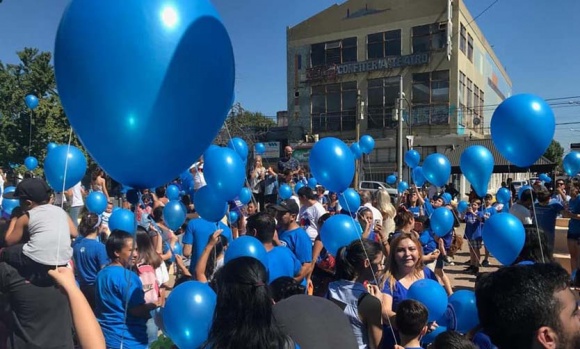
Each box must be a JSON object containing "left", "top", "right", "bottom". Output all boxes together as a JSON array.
[{"left": 286, "top": 0, "right": 512, "bottom": 181}]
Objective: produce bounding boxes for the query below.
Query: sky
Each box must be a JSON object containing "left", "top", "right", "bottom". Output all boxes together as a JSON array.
[{"left": 1, "top": 0, "right": 579, "bottom": 151}]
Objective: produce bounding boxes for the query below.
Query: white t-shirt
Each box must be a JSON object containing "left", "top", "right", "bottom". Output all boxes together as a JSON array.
[
  {"left": 509, "top": 203, "right": 532, "bottom": 225},
  {"left": 192, "top": 163, "right": 206, "bottom": 190},
  {"left": 70, "top": 182, "right": 84, "bottom": 207},
  {"left": 299, "top": 202, "right": 327, "bottom": 242}
]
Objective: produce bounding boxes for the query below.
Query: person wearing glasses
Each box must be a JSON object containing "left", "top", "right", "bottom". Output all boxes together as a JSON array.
[{"left": 552, "top": 179, "right": 570, "bottom": 207}]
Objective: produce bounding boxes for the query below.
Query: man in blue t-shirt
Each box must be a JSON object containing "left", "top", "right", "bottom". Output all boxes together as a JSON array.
[
  {"left": 533, "top": 187, "right": 564, "bottom": 256},
  {"left": 182, "top": 217, "right": 232, "bottom": 275},
  {"left": 271, "top": 200, "right": 312, "bottom": 281}
]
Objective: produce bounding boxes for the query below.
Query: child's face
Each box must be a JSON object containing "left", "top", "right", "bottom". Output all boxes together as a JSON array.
[
  {"left": 471, "top": 202, "right": 480, "bottom": 210},
  {"left": 247, "top": 203, "right": 256, "bottom": 215},
  {"left": 106, "top": 203, "right": 113, "bottom": 213}
]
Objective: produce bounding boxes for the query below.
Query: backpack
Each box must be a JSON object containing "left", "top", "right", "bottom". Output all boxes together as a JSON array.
[{"left": 138, "top": 264, "right": 160, "bottom": 304}]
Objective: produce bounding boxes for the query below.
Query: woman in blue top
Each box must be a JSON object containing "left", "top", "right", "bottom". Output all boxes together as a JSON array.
[{"left": 380, "top": 232, "right": 438, "bottom": 349}]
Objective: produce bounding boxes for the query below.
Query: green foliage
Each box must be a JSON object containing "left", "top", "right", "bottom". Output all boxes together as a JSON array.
[
  {"left": 150, "top": 334, "right": 176, "bottom": 349},
  {"left": 214, "top": 102, "right": 275, "bottom": 147},
  {"left": 543, "top": 139, "right": 564, "bottom": 169}
]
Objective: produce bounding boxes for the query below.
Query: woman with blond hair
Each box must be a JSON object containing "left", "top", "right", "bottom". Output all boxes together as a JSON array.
[{"left": 374, "top": 189, "right": 396, "bottom": 238}]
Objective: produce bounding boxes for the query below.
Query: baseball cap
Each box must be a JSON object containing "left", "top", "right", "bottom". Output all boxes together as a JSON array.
[
  {"left": 271, "top": 200, "right": 299, "bottom": 215},
  {"left": 3, "top": 178, "right": 51, "bottom": 203}
]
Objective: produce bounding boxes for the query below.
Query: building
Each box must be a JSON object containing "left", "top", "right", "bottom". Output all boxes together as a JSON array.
[{"left": 286, "top": 0, "right": 512, "bottom": 184}]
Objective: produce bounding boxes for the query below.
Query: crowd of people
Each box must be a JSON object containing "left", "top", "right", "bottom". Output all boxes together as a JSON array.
[{"left": 0, "top": 148, "right": 578, "bottom": 349}]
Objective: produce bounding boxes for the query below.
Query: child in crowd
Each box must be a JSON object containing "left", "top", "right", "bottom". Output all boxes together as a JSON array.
[
  {"left": 394, "top": 299, "right": 429, "bottom": 349},
  {"left": 464, "top": 199, "right": 483, "bottom": 274}
]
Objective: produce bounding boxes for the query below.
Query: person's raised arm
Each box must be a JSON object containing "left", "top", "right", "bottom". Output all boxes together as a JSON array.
[{"left": 194, "top": 229, "right": 222, "bottom": 283}]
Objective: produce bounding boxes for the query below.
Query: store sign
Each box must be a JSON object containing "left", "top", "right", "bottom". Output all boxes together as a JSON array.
[
  {"left": 336, "top": 53, "right": 430, "bottom": 75},
  {"left": 254, "top": 142, "right": 280, "bottom": 158}
]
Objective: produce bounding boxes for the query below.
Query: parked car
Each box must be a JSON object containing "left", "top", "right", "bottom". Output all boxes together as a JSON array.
[{"left": 359, "top": 181, "right": 398, "bottom": 203}]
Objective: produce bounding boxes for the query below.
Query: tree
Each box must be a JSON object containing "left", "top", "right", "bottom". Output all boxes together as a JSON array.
[
  {"left": 0, "top": 48, "right": 87, "bottom": 178},
  {"left": 543, "top": 139, "right": 564, "bottom": 169},
  {"left": 214, "top": 102, "right": 276, "bottom": 150}
]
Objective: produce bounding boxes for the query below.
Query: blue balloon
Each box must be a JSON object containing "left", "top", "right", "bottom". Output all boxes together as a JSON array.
[
  {"left": 309, "top": 137, "right": 355, "bottom": 193},
  {"left": 386, "top": 175, "right": 397, "bottom": 185},
  {"left": 431, "top": 207, "right": 454, "bottom": 237},
  {"left": 482, "top": 213, "right": 525, "bottom": 265},
  {"left": 491, "top": 94, "right": 555, "bottom": 168},
  {"left": 294, "top": 182, "right": 305, "bottom": 193},
  {"left": 194, "top": 185, "right": 228, "bottom": 222},
  {"left": 539, "top": 173, "right": 552, "bottom": 183},
  {"left": 86, "top": 191, "right": 107, "bottom": 214},
  {"left": 397, "top": 181, "right": 409, "bottom": 194},
  {"left": 279, "top": 184, "right": 292, "bottom": 200},
  {"left": 238, "top": 187, "right": 252, "bottom": 205},
  {"left": 404, "top": 149, "right": 421, "bottom": 168},
  {"left": 338, "top": 188, "right": 361, "bottom": 213},
  {"left": 227, "top": 137, "right": 249, "bottom": 162},
  {"left": 24, "top": 94, "right": 39, "bottom": 110},
  {"left": 172, "top": 242, "right": 183, "bottom": 256},
  {"left": 460, "top": 145, "right": 494, "bottom": 198},
  {"left": 255, "top": 143, "right": 266, "bottom": 155},
  {"left": 441, "top": 193, "right": 452, "bottom": 205},
  {"left": 407, "top": 279, "right": 448, "bottom": 321},
  {"left": 54, "top": 0, "right": 235, "bottom": 190},
  {"left": 44, "top": 145, "right": 87, "bottom": 191},
  {"left": 307, "top": 178, "right": 318, "bottom": 189},
  {"left": 47, "top": 142, "right": 58, "bottom": 151},
  {"left": 108, "top": 209, "right": 136, "bottom": 234},
  {"left": 449, "top": 290, "right": 479, "bottom": 334},
  {"left": 421, "top": 326, "right": 447, "bottom": 346},
  {"left": 163, "top": 200, "right": 187, "bottom": 231},
  {"left": 496, "top": 187, "right": 511, "bottom": 204},
  {"left": 163, "top": 281, "right": 216, "bottom": 349},
  {"left": 24, "top": 156, "right": 38, "bottom": 171},
  {"left": 224, "top": 236, "right": 268, "bottom": 268},
  {"left": 412, "top": 166, "right": 426, "bottom": 187},
  {"left": 204, "top": 147, "right": 245, "bottom": 201},
  {"left": 563, "top": 152, "right": 580, "bottom": 177},
  {"left": 457, "top": 200, "right": 469, "bottom": 214},
  {"left": 436, "top": 304, "right": 457, "bottom": 331},
  {"left": 422, "top": 153, "right": 451, "bottom": 187},
  {"left": 4, "top": 186, "right": 15, "bottom": 194},
  {"left": 350, "top": 142, "right": 362, "bottom": 160},
  {"left": 166, "top": 184, "right": 180, "bottom": 201},
  {"left": 2, "top": 198, "right": 20, "bottom": 215},
  {"left": 359, "top": 135, "right": 375, "bottom": 154},
  {"left": 319, "top": 214, "right": 362, "bottom": 256},
  {"left": 228, "top": 211, "right": 239, "bottom": 224}
]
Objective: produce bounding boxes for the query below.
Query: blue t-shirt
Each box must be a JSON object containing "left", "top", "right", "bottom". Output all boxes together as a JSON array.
[
  {"left": 73, "top": 237, "right": 109, "bottom": 286},
  {"left": 419, "top": 229, "right": 438, "bottom": 255},
  {"left": 278, "top": 227, "right": 313, "bottom": 265},
  {"left": 464, "top": 211, "right": 482, "bottom": 240},
  {"left": 568, "top": 197, "right": 580, "bottom": 234},
  {"left": 267, "top": 246, "right": 302, "bottom": 284},
  {"left": 183, "top": 218, "right": 232, "bottom": 272},
  {"left": 96, "top": 266, "right": 148, "bottom": 349},
  {"left": 472, "top": 331, "right": 498, "bottom": 349},
  {"left": 533, "top": 202, "right": 564, "bottom": 239},
  {"left": 404, "top": 205, "right": 421, "bottom": 217}
]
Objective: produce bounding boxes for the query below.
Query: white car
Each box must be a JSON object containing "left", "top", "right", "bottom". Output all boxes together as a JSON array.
[{"left": 359, "top": 181, "right": 398, "bottom": 203}]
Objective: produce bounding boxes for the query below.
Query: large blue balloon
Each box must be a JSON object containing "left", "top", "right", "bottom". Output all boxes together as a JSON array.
[
  {"left": 204, "top": 147, "right": 245, "bottom": 201},
  {"left": 194, "top": 185, "right": 228, "bottom": 222},
  {"left": 255, "top": 143, "right": 266, "bottom": 155},
  {"left": 163, "top": 200, "right": 187, "bottom": 231},
  {"left": 350, "top": 142, "right": 362, "bottom": 160},
  {"left": 108, "top": 209, "right": 136, "bottom": 234},
  {"left": 86, "top": 191, "right": 107, "bottom": 214},
  {"left": 431, "top": 207, "right": 454, "bottom": 237},
  {"left": 563, "top": 152, "right": 580, "bottom": 177},
  {"left": 496, "top": 187, "right": 511, "bottom": 204},
  {"left": 309, "top": 137, "right": 355, "bottom": 193},
  {"left": 279, "top": 184, "right": 292, "bottom": 200},
  {"left": 224, "top": 236, "right": 268, "bottom": 268},
  {"left": 54, "top": 0, "right": 235, "bottom": 189},
  {"left": 359, "top": 135, "right": 375, "bottom": 154},
  {"left": 227, "top": 137, "right": 249, "bottom": 162},
  {"left": 449, "top": 290, "right": 479, "bottom": 334},
  {"left": 386, "top": 175, "right": 397, "bottom": 185},
  {"left": 166, "top": 184, "right": 180, "bottom": 201},
  {"left": 238, "top": 187, "right": 252, "bottom": 205},
  {"left": 412, "top": 166, "right": 426, "bottom": 187},
  {"left": 407, "top": 279, "right": 448, "bottom": 321},
  {"left": 460, "top": 145, "right": 494, "bottom": 197},
  {"left": 24, "top": 94, "right": 39, "bottom": 110},
  {"left": 44, "top": 145, "right": 87, "bottom": 191},
  {"left": 338, "top": 188, "right": 361, "bottom": 213},
  {"left": 422, "top": 153, "right": 451, "bottom": 187},
  {"left": 397, "top": 181, "right": 409, "bottom": 194},
  {"left": 491, "top": 94, "right": 555, "bottom": 168},
  {"left": 163, "top": 281, "right": 216, "bottom": 349},
  {"left": 320, "top": 214, "right": 362, "bottom": 256},
  {"left": 482, "top": 213, "right": 525, "bottom": 265},
  {"left": 24, "top": 156, "right": 38, "bottom": 171},
  {"left": 404, "top": 149, "right": 421, "bottom": 168}
]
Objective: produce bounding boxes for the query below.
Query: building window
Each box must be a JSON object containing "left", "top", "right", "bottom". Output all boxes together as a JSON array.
[
  {"left": 479, "top": 90, "right": 485, "bottom": 132},
  {"left": 459, "top": 24, "right": 467, "bottom": 53},
  {"left": 421, "top": 146, "right": 437, "bottom": 159},
  {"left": 411, "top": 70, "right": 450, "bottom": 125},
  {"left": 367, "top": 77, "right": 400, "bottom": 129},
  {"left": 311, "top": 81, "right": 357, "bottom": 133},
  {"left": 459, "top": 71, "right": 466, "bottom": 109},
  {"left": 310, "top": 38, "right": 358, "bottom": 67},
  {"left": 412, "top": 23, "right": 447, "bottom": 53},
  {"left": 467, "top": 34, "right": 474, "bottom": 61},
  {"left": 474, "top": 86, "right": 480, "bottom": 118},
  {"left": 367, "top": 30, "right": 402, "bottom": 59},
  {"left": 466, "top": 79, "right": 473, "bottom": 123},
  {"left": 296, "top": 54, "right": 302, "bottom": 70}
]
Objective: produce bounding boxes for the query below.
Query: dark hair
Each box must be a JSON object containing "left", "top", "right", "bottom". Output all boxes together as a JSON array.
[
  {"left": 433, "top": 331, "right": 477, "bottom": 349},
  {"left": 246, "top": 212, "right": 276, "bottom": 243},
  {"left": 78, "top": 212, "right": 100, "bottom": 237},
  {"left": 152, "top": 206, "right": 163, "bottom": 223},
  {"left": 269, "top": 276, "right": 306, "bottom": 303},
  {"left": 317, "top": 212, "right": 331, "bottom": 228},
  {"left": 135, "top": 227, "right": 162, "bottom": 269},
  {"left": 105, "top": 230, "right": 134, "bottom": 261},
  {"left": 204, "top": 233, "right": 228, "bottom": 279},
  {"left": 475, "top": 263, "right": 570, "bottom": 349},
  {"left": 297, "top": 186, "right": 316, "bottom": 200},
  {"left": 394, "top": 209, "right": 414, "bottom": 229},
  {"left": 174, "top": 275, "right": 193, "bottom": 288},
  {"left": 519, "top": 188, "right": 535, "bottom": 203},
  {"left": 515, "top": 225, "right": 554, "bottom": 265},
  {"left": 335, "top": 239, "right": 382, "bottom": 281},
  {"left": 395, "top": 299, "right": 428, "bottom": 337},
  {"left": 205, "top": 257, "right": 291, "bottom": 349},
  {"left": 155, "top": 186, "right": 166, "bottom": 198}
]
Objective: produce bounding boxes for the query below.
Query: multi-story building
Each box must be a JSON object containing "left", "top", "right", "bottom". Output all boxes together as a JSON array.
[{"left": 286, "top": 0, "right": 512, "bottom": 181}]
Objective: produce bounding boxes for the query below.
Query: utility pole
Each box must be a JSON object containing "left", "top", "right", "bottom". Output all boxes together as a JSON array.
[
  {"left": 355, "top": 90, "right": 363, "bottom": 188},
  {"left": 397, "top": 75, "right": 404, "bottom": 184}
]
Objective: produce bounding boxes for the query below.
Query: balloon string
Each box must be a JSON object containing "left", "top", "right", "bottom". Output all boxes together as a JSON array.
[
  {"left": 339, "top": 192, "right": 398, "bottom": 345},
  {"left": 55, "top": 127, "right": 74, "bottom": 268},
  {"left": 28, "top": 112, "right": 33, "bottom": 156},
  {"left": 119, "top": 211, "right": 139, "bottom": 349},
  {"left": 527, "top": 170, "right": 546, "bottom": 263}
]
